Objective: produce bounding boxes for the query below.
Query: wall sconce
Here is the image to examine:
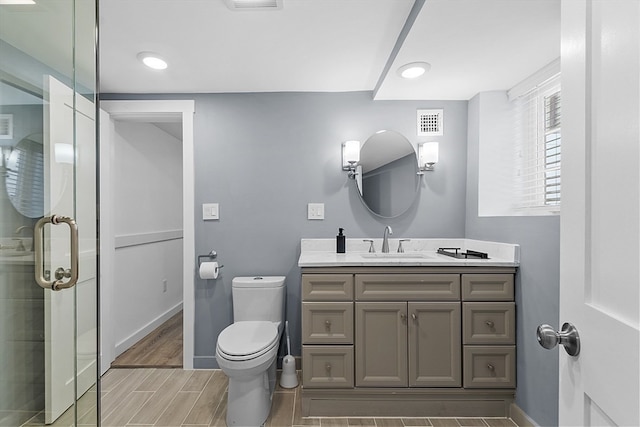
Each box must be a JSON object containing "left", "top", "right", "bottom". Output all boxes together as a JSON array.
[
  {"left": 342, "top": 140, "right": 360, "bottom": 179},
  {"left": 418, "top": 141, "right": 439, "bottom": 173}
]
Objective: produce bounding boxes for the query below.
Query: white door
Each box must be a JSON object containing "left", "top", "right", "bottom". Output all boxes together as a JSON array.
[
  {"left": 558, "top": 1, "right": 640, "bottom": 425},
  {"left": 41, "top": 76, "right": 97, "bottom": 424}
]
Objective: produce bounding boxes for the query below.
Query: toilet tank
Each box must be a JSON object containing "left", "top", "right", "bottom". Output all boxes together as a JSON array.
[{"left": 232, "top": 276, "right": 285, "bottom": 323}]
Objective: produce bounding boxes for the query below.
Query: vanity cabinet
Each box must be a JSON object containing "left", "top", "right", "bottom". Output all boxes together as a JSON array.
[{"left": 300, "top": 267, "right": 516, "bottom": 418}]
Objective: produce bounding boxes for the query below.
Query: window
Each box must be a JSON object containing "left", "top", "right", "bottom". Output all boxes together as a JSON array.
[{"left": 513, "top": 74, "right": 561, "bottom": 212}]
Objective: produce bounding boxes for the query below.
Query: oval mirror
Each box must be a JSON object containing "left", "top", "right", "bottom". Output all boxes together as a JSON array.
[
  {"left": 355, "top": 130, "right": 419, "bottom": 218},
  {"left": 5, "top": 133, "right": 44, "bottom": 218}
]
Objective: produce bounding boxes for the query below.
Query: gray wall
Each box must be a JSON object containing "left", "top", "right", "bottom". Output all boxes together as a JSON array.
[
  {"left": 466, "top": 92, "right": 560, "bottom": 427},
  {"left": 189, "top": 91, "right": 468, "bottom": 367}
]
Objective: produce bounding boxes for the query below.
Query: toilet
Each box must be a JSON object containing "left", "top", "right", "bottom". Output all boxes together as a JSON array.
[{"left": 215, "top": 276, "right": 286, "bottom": 427}]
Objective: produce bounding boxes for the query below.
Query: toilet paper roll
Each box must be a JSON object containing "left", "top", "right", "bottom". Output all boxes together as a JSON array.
[{"left": 199, "top": 261, "right": 219, "bottom": 279}]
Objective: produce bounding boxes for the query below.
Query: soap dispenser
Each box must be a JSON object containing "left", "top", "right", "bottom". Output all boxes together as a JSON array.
[{"left": 336, "top": 228, "right": 346, "bottom": 253}]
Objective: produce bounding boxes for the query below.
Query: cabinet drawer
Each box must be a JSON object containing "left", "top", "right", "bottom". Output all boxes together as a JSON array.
[
  {"left": 302, "top": 302, "right": 354, "bottom": 344},
  {"left": 463, "top": 346, "right": 516, "bottom": 388},
  {"left": 355, "top": 274, "right": 460, "bottom": 301},
  {"left": 302, "top": 345, "right": 354, "bottom": 388},
  {"left": 302, "top": 274, "right": 354, "bottom": 301},
  {"left": 463, "top": 302, "right": 515, "bottom": 345},
  {"left": 462, "top": 274, "right": 514, "bottom": 301}
]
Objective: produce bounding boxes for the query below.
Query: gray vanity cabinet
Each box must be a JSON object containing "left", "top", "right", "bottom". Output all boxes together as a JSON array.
[{"left": 301, "top": 267, "right": 516, "bottom": 418}]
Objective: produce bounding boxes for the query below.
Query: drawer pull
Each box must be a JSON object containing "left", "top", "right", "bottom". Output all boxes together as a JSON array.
[
  {"left": 487, "top": 363, "right": 495, "bottom": 372},
  {"left": 485, "top": 320, "right": 495, "bottom": 328},
  {"left": 325, "top": 320, "right": 332, "bottom": 330},
  {"left": 325, "top": 363, "right": 332, "bottom": 372}
]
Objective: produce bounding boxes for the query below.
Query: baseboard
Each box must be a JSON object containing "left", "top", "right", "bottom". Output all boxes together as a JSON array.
[
  {"left": 115, "top": 302, "right": 183, "bottom": 357},
  {"left": 510, "top": 403, "right": 538, "bottom": 427}
]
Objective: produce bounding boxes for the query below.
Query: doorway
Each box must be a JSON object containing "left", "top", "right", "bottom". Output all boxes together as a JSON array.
[{"left": 99, "top": 100, "right": 196, "bottom": 374}]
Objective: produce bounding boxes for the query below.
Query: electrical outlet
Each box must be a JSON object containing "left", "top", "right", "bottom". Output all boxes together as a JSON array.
[
  {"left": 308, "top": 203, "right": 325, "bottom": 220},
  {"left": 163, "top": 279, "right": 167, "bottom": 293}
]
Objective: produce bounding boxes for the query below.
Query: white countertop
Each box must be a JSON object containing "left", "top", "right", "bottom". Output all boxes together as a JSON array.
[{"left": 298, "top": 238, "right": 520, "bottom": 267}]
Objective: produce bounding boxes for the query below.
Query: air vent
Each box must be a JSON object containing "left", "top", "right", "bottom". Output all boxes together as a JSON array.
[
  {"left": 417, "top": 109, "right": 443, "bottom": 136},
  {"left": 223, "top": 0, "right": 282, "bottom": 10},
  {"left": 0, "top": 114, "right": 13, "bottom": 139}
]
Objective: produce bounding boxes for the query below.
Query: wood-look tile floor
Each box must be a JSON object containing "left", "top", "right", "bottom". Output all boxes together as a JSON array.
[
  {"left": 111, "top": 312, "right": 183, "bottom": 368},
  {"left": 39, "top": 368, "right": 517, "bottom": 427}
]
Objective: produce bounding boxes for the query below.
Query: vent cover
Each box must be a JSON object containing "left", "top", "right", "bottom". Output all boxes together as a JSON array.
[
  {"left": 223, "top": 0, "right": 282, "bottom": 10},
  {"left": 0, "top": 114, "right": 13, "bottom": 139},
  {"left": 417, "top": 109, "right": 443, "bottom": 136}
]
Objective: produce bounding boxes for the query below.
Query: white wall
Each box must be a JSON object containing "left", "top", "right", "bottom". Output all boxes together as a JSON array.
[{"left": 112, "top": 120, "right": 183, "bottom": 356}]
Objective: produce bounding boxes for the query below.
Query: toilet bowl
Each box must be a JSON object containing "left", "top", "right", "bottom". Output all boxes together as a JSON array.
[{"left": 215, "top": 276, "right": 285, "bottom": 427}]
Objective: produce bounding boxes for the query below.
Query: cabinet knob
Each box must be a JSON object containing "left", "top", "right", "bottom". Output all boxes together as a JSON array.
[
  {"left": 325, "top": 363, "right": 332, "bottom": 372},
  {"left": 487, "top": 363, "right": 495, "bottom": 372},
  {"left": 485, "top": 320, "right": 495, "bottom": 328},
  {"left": 400, "top": 313, "right": 407, "bottom": 322},
  {"left": 325, "top": 320, "right": 332, "bottom": 330},
  {"left": 411, "top": 313, "right": 417, "bottom": 321}
]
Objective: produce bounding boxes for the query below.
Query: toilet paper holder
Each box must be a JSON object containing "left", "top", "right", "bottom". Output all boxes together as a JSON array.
[{"left": 197, "top": 250, "right": 224, "bottom": 270}]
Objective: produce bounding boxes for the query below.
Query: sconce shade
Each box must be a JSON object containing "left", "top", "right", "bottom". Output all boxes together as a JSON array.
[
  {"left": 342, "top": 140, "right": 360, "bottom": 169},
  {"left": 55, "top": 143, "right": 74, "bottom": 164},
  {"left": 418, "top": 141, "right": 439, "bottom": 171}
]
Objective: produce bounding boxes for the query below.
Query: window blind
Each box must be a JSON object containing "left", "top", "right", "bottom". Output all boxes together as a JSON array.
[{"left": 513, "top": 74, "right": 561, "bottom": 211}]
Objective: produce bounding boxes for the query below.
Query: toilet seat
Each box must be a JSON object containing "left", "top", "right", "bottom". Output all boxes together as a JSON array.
[{"left": 217, "top": 321, "right": 279, "bottom": 361}]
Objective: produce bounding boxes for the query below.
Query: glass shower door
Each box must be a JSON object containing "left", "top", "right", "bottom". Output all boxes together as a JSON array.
[{"left": 0, "top": 1, "right": 98, "bottom": 425}]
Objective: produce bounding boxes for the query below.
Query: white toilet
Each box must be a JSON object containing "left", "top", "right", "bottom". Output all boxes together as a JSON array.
[{"left": 215, "top": 276, "right": 286, "bottom": 427}]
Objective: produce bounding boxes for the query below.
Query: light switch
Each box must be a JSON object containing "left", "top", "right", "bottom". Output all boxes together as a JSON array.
[
  {"left": 307, "top": 203, "right": 324, "bottom": 220},
  {"left": 203, "top": 203, "right": 219, "bottom": 220}
]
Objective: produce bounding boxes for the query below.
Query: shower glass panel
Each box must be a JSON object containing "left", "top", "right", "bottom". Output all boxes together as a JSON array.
[{"left": 0, "top": 1, "right": 98, "bottom": 426}]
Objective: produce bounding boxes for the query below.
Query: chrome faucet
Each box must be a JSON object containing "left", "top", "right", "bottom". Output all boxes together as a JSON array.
[
  {"left": 381, "top": 225, "right": 393, "bottom": 253},
  {"left": 14, "top": 225, "right": 34, "bottom": 251}
]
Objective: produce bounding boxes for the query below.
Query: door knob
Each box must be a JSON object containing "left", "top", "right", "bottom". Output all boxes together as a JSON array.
[{"left": 537, "top": 322, "right": 580, "bottom": 356}]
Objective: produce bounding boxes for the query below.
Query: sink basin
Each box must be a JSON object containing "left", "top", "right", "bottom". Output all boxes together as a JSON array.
[{"left": 360, "top": 253, "right": 431, "bottom": 259}]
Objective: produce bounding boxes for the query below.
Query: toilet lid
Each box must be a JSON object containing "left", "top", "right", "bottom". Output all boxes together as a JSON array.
[{"left": 217, "top": 321, "right": 279, "bottom": 358}]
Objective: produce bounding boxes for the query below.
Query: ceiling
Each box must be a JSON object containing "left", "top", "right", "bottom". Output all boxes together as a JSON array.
[
  {"left": 0, "top": 0, "right": 560, "bottom": 102},
  {"left": 98, "top": 0, "right": 561, "bottom": 100}
]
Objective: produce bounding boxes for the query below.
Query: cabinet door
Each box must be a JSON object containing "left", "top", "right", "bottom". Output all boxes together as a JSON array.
[
  {"left": 463, "top": 302, "right": 515, "bottom": 345},
  {"left": 355, "top": 302, "right": 407, "bottom": 387},
  {"left": 302, "top": 302, "right": 353, "bottom": 344},
  {"left": 408, "top": 302, "right": 461, "bottom": 387},
  {"left": 302, "top": 345, "right": 354, "bottom": 388}
]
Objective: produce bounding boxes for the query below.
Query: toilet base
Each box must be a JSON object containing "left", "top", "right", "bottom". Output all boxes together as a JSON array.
[{"left": 226, "top": 358, "right": 277, "bottom": 427}]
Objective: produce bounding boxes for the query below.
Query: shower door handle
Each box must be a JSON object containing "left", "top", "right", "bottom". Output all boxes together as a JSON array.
[{"left": 34, "top": 215, "right": 79, "bottom": 291}]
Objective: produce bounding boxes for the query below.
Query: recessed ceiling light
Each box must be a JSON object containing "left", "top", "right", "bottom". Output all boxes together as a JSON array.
[
  {"left": 397, "top": 62, "right": 431, "bottom": 79},
  {"left": 137, "top": 52, "right": 168, "bottom": 70},
  {"left": 223, "top": 0, "right": 282, "bottom": 10}
]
